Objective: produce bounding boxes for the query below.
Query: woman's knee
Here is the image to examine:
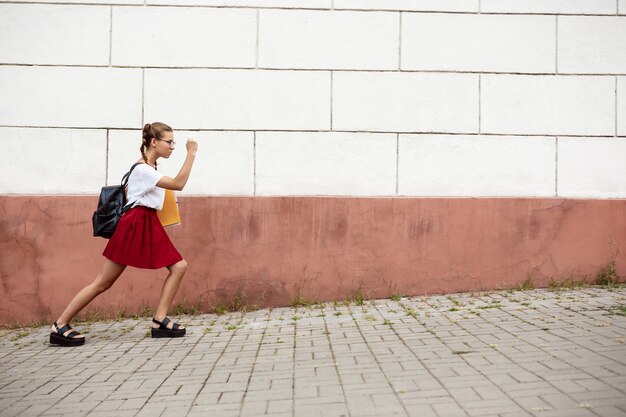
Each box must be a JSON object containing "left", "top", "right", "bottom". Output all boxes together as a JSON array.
[
  {"left": 93, "top": 279, "right": 115, "bottom": 294},
  {"left": 93, "top": 261, "right": 125, "bottom": 294},
  {"left": 172, "top": 259, "right": 188, "bottom": 274}
]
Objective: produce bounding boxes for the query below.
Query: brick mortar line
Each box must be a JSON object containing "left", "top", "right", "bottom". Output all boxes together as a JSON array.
[
  {"left": 555, "top": 15, "right": 559, "bottom": 74},
  {"left": 615, "top": 75, "right": 619, "bottom": 138},
  {"left": 2, "top": 125, "right": 624, "bottom": 139},
  {"left": 0, "top": 2, "right": 624, "bottom": 16},
  {"left": 141, "top": 68, "right": 145, "bottom": 125},
  {"left": 478, "top": 74, "right": 482, "bottom": 134},
  {"left": 237, "top": 309, "right": 271, "bottom": 417},
  {"left": 345, "top": 305, "right": 412, "bottom": 417},
  {"left": 108, "top": 6, "right": 113, "bottom": 67},
  {"left": 3, "top": 63, "right": 626, "bottom": 77},
  {"left": 425, "top": 292, "right": 626, "bottom": 408},
  {"left": 330, "top": 71, "right": 333, "bottom": 131},
  {"left": 105, "top": 129, "right": 109, "bottom": 186},
  {"left": 369, "top": 301, "right": 472, "bottom": 417},
  {"left": 255, "top": 9, "right": 259, "bottom": 69},
  {"left": 253, "top": 131, "right": 257, "bottom": 196},
  {"left": 555, "top": 136, "right": 559, "bottom": 197},
  {"left": 183, "top": 319, "right": 240, "bottom": 416},
  {"left": 395, "top": 133, "right": 399, "bottom": 195},
  {"left": 397, "top": 12, "right": 402, "bottom": 70},
  {"left": 321, "top": 306, "right": 352, "bottom": 417}
]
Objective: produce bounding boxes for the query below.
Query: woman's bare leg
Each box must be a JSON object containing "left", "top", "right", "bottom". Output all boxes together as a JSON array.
[
  {"left": 153, "top": 259, "right": 188, "bottom": 329},
  {"left": 52, "top": 259, "right": 126, "bottom": 337}
]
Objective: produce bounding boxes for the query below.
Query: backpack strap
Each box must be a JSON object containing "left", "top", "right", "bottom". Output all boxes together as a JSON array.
[
  {"left": 121, "top": 162, "right": 143, "bottom": 188},
  {"left": 121, "top": 162, "right": 144, "bottom": 211}
]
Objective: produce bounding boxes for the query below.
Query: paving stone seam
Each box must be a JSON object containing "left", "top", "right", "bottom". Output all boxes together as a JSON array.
[
  {"left": 446, "top": 293, "right": 623, "bottom": 417},
  {"left": 372, "top": 301, "right": 473, "bottom": 417},
  {"left": 0, "top": 346, "right": 52, "bottom": 393},
  {"left": 109, "top": 320, "right": 181, "bottom": 417},
  {"left": 494, "top": 292, "right": 626, "bottom": 397},
  {"left": 179, "top": 317, "right": 239, "bottom": 417},
  {"left": 27, "top": 321, "right": 138, "bottom": 417},
  {"left": 321, "top": 304, "right": 352, "bottom": 417},
  {"left": 237, "top": 309, "right": 271, "bottom": 417},
  {"left": 291, "top": 309, "right": 297, "bottom": 417},
  {"left": 0, "top": 339, "right": 75, "bottom": 397},
  {"left": 0, "top": 288, "right": 624, "bottom": 417},
  {"left": 97, "top": 320, "right": 154, "bottom": 405},
  {"left": 422, "top": 302, "right": 563, "bottom": 417},
  {"left": 347, "top": 304, "right": 412, "bottom": 417},
  {"left": 555, "top": 288, "right": 626, "bottom": 333}
]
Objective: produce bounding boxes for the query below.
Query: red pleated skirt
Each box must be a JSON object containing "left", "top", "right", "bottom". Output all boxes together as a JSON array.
[{"left": 103, "top": 205, "right": 183, "bottom": 269}]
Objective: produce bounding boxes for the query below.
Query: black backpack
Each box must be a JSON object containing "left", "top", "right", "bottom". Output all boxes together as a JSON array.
[{"left": 92, "top": 163, "right": 142, "bottom": 239}]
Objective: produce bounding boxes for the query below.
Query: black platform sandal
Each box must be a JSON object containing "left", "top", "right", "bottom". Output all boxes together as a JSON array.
[
  {"left": 50, "top": 322, "right": 85, "bottom": 347},
  {"left": 151, "top": 317, "right": 186, "bottom": 338}
]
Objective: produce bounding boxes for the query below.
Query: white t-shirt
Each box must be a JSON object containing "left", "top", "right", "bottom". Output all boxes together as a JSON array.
[{"left": 125, "top": 164, "right": 165, "bottom": 210}]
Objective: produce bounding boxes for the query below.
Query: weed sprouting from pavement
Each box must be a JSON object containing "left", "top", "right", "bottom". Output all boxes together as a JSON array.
[
  {"left": 596, "top": 259, "right": 619, "bottom": 286},
  {"left": 517, "top": 275, "right": 535, "bottom": 291}
]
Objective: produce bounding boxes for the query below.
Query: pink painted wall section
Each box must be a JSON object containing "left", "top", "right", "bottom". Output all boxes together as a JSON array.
[{"left": 1, "top": 196, "right": 625, "bottom": 326}]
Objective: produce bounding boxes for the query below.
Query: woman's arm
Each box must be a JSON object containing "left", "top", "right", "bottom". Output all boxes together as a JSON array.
[{"left": 156, "top": 139, "right": 198, "bottom": 191}]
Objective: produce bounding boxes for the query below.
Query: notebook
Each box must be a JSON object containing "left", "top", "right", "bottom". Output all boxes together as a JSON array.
[{"left": 157, "top": 189, "right": 181, "bottom": 227}]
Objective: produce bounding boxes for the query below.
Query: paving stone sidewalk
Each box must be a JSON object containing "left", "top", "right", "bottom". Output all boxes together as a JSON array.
[{"left": 1, "top": 287, "right": 625, "bottom": 417}]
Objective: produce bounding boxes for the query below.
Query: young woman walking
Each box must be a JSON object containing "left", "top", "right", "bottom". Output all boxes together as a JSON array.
[{"left": 50, "top": 122, "right": 198, "bottom": 346}]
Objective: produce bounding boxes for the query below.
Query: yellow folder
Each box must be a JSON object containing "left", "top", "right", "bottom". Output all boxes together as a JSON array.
[{"left": 157, "top": 189, "right": 181, "bottom": 227}]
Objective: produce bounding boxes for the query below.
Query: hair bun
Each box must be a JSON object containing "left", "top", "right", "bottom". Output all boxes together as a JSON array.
[{"left": 142, "top": 123, "right": 151, "bottom": 140}]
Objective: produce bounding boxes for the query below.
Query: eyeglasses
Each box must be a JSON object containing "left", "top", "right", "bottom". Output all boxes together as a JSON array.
[{"left": 157, "top": 138, "right": 176, "bottom": 148}]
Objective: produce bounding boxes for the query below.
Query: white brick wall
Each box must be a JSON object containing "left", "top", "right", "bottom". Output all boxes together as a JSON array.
[
  {"left": 144, "top": 69, "right": 330, "bottom": 130},
  {"left": 0, "top": 4, "right": 110, "bottom": 66},
  {"left": 333, "top": 0, "right": 478, "bottom": 12},
  {"left": 558, "top": 138, "right": 626, "bottom": 198},
  {"left": 256, "top": 132, "right": 396, "bottom": 196},
  {"left": 333, "top": 72, "right": 478, "bottom": 133},
  {"left": 259, "top": 10, "right": 398, "bottom": 70},
  {"left": 147, "top": 0, "right": 331, "bottom": 7},
  {"left": 111, "top": 7, "right": 256, "bottom": 68},
  {"left": 399, "top": 135, "right": 556, "bottom": 197},
  {"left": 480, "top": 0, "right": 616, "bottom": 14},
  {"left": 558, "top": 17, "right": 626, "bottom": 74},
  {"left": 619, "top": 77, "right": 626, "bottom": 136},
  {"left": 7, "top": 0, "right": 140, "bottom": 3},
  {"left": 0, "top": 66, "right": 142, "bottom": 128},
  {"left": 0, "top": 2, "right": 623, "bottom": 198},
  {"left": 481, "top": 75, "right": 615, "bottom": 136},
  {"left": 0, "top": 127, "right": 106, "bottom": 194},
  {"left": 402, "top": 14, "right": 555, "bottom": 73}
]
